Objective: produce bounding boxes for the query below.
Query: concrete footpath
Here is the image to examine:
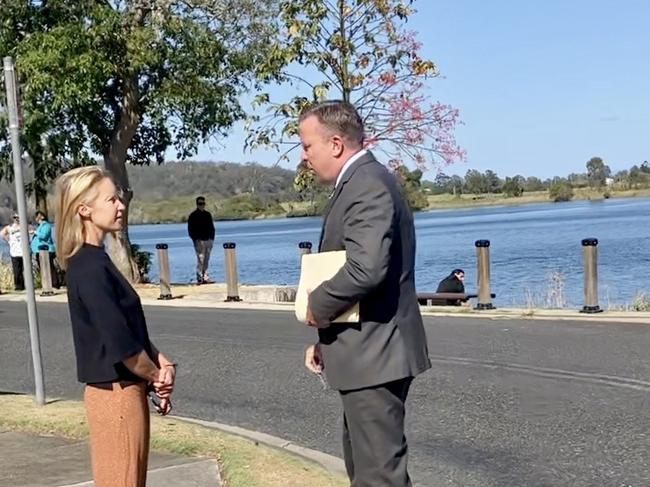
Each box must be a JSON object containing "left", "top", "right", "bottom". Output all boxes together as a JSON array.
[{"left": 0, "top": 427, "right": 221, "bottom": 487}]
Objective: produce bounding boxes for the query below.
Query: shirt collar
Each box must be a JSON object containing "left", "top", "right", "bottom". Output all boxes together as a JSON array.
[{"left": 335, "top": 149, "right": 367, "bottom": 188}]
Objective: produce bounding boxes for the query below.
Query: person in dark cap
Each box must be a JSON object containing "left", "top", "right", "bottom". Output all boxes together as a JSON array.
[{"left": 436, "top": 268, "right": 465, "bottom": 305}]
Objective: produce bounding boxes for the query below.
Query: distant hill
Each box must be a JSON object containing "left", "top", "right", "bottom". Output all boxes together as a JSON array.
[
  {"left": 127, "top": 161, "right": 298, "bottom": 202},
  {"left": 0, "top": 161, "right": 301, "bottom": 225}
]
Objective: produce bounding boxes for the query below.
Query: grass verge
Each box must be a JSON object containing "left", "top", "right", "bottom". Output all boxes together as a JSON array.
[{"left": 0, "top": 394, "right": 346, "bottom": 487}]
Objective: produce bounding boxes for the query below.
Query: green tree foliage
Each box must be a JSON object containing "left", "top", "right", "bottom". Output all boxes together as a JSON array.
[
  {"left": 248, "top": 0, "right": 464, "bottom": 172},
  {"left": 502, "top": 177, "right": 524, "bottom": 197},
  {"left": 464, "top": 169, "right": 488, "bottom": 195},
  {"left": 585, "top": 156, "right": 611, "bottom": 188},
  {"left": 524, "top": 176, "right": 546, "bottom": 192},
  {"left": 395, "top": 165, "right": 428, "bottom": 210},
  {"left": 548, "top": 180, "right": 574, "bottom": 202},
  {"left": 0, "top": 0, "right": 285, "bottom": 280},
  {"left": 484, "top": 169, "right": 502, "bottom": 193},
  {"left": 213, "top": 194, "right": 285, "bottom": 221}
]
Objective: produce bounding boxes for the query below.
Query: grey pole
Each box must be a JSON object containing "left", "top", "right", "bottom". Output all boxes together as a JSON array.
[
  {"left": 38, "top": 245, "right": 54, "bottom": 297},
  {"left": 223, "top": 242, "right": 241, "bottom": 302},
  {"left": 4, "top": 56, "right": 46, "bottom": 405},
  {"left": 475, "top": 239, "right": 495, "bottom": 310},
  {"left": 298, "top": 241, "right": 312, "bottom": 259},
  {"left": 580, "top": 238, "right": 602, "bottom": 313},
  {"left": 155, "top": 243, "right": 172, "bottom": 300}
]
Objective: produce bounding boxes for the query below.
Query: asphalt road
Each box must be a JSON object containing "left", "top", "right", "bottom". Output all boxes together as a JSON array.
[{"left": 1, "top": 302, "right": 649, "bottom": 487}]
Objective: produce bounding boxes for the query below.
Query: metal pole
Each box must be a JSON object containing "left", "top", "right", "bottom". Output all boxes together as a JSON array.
[
  {"left": 4, "top": 56, "right": 46, "bottom": 405},
  {"left": 156, "top": 243, "right": 172, "bottom": 300},
  {"left": 475, "top": 239, "right": 495, "bottom": 310},
  {"left": 580, "top": 238, "right": 602, "bottom": 313},
  {"left": 223, "top": 242, "right": 241, "bottom": 302},
  {"left": 298, "top": 241, "right": 312, "bottom": 259},
  {"left": 38, "top": 246, "right": 54, "bottom": 297}
]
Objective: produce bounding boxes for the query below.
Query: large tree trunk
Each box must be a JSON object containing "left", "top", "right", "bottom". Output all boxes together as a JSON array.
[{"left": 103, "top": 74, "right": 141, "bottom": 283}]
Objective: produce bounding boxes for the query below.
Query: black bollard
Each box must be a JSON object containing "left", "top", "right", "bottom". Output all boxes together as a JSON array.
[
  {"left": 580, "top": 238, "right": 602, "bottom": 313},
  {"left": 156, "top": 243, "right": 173, "bottom": 300},
  {"left": 38, "top": 245, "right": 54, "bottom": 297},
  {"left": 475, "top": 240, "right": 495, "bottom": 310},
  {"left": 223, "top": 242, "right": 241, "bottom": 302},
  {"left": 298, "top": 241, "right": 312, "bottom": 259}
]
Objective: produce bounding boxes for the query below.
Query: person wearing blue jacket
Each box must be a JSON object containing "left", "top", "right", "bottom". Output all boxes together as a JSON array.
[{"left": 31, "top": 210, "right": 60, "bottom": 288}]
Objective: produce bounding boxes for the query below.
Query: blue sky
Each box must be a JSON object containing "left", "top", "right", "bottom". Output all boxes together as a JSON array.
[{"left": 192, "top": 0, "right": 649, "bottom": 180}]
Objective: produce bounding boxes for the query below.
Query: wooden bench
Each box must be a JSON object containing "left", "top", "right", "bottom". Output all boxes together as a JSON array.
[{"left": 417, "top": 292, "right": 496, "bottom": 306}]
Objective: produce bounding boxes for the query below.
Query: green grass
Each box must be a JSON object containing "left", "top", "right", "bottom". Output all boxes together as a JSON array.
[
  {"left": 0, "top": 394, "right": 347, "bottom": 487},
  {"left": 425, "top": 187, "right": 650, "bottom": 211}
]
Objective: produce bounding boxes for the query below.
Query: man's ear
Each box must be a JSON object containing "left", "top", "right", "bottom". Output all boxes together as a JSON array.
[{"left": 331, "top": 135, "right": 345, "bottom": 158}]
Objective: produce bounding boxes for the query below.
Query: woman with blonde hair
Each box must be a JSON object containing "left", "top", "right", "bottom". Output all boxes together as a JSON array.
[{"left": 55, "top": 166, "right": 176, "bottom": 487}]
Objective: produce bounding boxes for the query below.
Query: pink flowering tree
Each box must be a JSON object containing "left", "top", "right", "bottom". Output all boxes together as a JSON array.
[{"left": 248, "top": 0, "right": 465, "bottom": 197}]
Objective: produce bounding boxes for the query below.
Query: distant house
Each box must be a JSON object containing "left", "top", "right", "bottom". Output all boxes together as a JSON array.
[{"left": 605, "top": 177, "right": 614, "bottom": 186}]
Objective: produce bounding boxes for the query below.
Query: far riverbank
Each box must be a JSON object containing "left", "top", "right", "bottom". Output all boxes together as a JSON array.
[{"left": 129, "top": 187, "right": 650, "bottom": 224}]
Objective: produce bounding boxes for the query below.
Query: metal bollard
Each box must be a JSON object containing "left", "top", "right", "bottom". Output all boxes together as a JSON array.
[
  {"left": 298, "top": 241, "right": 312, "bottom": 259},
  {"left": 156, "top": 243, "right": 173, "bottom": 300},
  {"left": 223, "top": 242, "right": 241, "bottom": 302},
  {"left": 475, "top": 239, "right": 495, "bottom": 310},
  {"left": 38, "top": 245, "right": 54, "bottom": 297},
  {"left": 580, "top": 238, "right": 602, "bottom": 313}
]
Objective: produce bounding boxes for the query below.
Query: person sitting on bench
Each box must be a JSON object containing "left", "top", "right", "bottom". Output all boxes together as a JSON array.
[{"left": 436, "top": 269, "right": 465, "bottom": 305}]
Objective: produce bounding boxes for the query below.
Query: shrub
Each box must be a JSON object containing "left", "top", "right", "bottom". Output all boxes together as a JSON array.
[
  {"left": 548, "top": 181, "right": 574, "bottom": 202},
  {"left": 631, "top": 292, "right": 650, "bottom": 311},
  {"left": 0, "top": 257, "right": 13, "bottom": 291},
  {"left": 130, "top": 244, "right": 152, "bottom": 283}
]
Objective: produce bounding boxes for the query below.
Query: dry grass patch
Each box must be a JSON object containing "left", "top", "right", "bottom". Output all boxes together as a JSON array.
[{"left": 0, "top": 394, "right": 346, "bottom": 487}]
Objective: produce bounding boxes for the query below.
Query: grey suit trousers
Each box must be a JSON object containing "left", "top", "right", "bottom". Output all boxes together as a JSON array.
[{"left": 340, "top": 377, "right": 413, "bottom": 487}]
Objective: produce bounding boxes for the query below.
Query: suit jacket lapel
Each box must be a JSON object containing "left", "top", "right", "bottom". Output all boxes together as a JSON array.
[{"left": 317, "top": 151, "right": 377, "bottom": 251}]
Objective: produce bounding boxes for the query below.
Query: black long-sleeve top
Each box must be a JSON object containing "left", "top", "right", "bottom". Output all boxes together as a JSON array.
[
  {"left": 187, "top": 209, "right": 215, "bottom": 241},
  {"left": 65, "top": 244, "right": 153, "bottom": 384}
]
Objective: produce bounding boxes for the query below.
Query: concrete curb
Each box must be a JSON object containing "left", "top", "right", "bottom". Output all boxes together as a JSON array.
[
  {"left": 2, "top": 290, "right": 650, "bottom": 324},
  {"left": 172, "top": 415, "right": 347, "bottom": 477}
]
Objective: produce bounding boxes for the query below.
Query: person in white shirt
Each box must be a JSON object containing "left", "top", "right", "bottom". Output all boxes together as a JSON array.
[{"left": 0, "top": 214, "right": 27, "bottom": 291}]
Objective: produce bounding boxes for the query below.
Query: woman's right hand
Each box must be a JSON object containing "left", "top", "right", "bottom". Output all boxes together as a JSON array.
[{"left": 153, "top": 366, "right": 175, "bottom": 398}]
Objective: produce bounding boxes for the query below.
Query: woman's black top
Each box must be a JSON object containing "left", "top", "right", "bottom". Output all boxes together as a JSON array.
[{"left": 66, "top": 243, "right": 153, "bottom": 384}]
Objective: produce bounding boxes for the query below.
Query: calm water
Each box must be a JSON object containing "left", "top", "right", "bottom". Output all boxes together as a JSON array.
[{"left": 4, "top": 198, "right": 649, "bottom": 307}]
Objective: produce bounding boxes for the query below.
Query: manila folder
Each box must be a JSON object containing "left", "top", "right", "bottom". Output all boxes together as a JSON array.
[{"left": 295, "top": 250, "right": 360, "bottom": 323}]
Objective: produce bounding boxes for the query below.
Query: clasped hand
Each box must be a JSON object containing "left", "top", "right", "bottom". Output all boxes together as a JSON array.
[{"left": 151, "top": 365, "right": 175, "bottom": 415}]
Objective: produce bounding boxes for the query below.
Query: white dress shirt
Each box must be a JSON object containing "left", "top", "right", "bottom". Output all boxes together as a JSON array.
[{"left": 335, "top": 149, "right": 368, "bottom": 188}]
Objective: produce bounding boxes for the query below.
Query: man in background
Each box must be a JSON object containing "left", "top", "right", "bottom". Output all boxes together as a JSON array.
[
  {"left": 187, "top": 196, "right": 215, "bottom": 284},
  {"left": 436, "top": 268, "right": 465, "bottom": 305},
  {"left": 1, "top": 214, "right": 27, "bottom": 291}
]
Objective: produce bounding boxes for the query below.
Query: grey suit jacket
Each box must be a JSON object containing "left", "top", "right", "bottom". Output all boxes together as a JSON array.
[{"left": 309, "top": 151, "right": 432, "bottom": 391}]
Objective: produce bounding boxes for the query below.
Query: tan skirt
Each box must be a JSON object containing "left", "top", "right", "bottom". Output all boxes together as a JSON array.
[{"left": 84, "top": 381, "right": 150, "bottom": 487}]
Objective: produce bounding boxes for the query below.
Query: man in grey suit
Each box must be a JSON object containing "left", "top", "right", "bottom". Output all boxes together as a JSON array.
[{"left": 300, "top": 100, "right": 431, "bottom": 487}]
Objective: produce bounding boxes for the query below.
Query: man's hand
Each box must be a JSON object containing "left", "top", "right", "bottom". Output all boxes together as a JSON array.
[
  {"left": 304, "top": 343, "right": 324, "bottom": 374},
  {"left": 306, "top": 296, "right": 329, "bottom": 328}
]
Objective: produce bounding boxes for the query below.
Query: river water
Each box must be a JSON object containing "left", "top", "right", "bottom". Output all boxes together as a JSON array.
[
  {"left": 126, "top": 197, "right": 650, "bottom": 308},
  {"left": 3, "top": 197, "right": 648, "bottom": 307}
]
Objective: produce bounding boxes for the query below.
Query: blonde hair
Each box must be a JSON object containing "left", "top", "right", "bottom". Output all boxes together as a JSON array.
[{"left": 54, "top": 166, "right": 111, "bottom": 270}]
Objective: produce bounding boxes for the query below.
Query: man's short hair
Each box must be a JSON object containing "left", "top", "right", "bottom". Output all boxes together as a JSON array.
[
  {"left": 34, "top": 210, "right": 46, "bottom": 220},
  {"left": 196, "top": 196, "right": 206, "bottom": 205},
  {"left": 299, "top": 100, "right": 364, "bottom": 146}
]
